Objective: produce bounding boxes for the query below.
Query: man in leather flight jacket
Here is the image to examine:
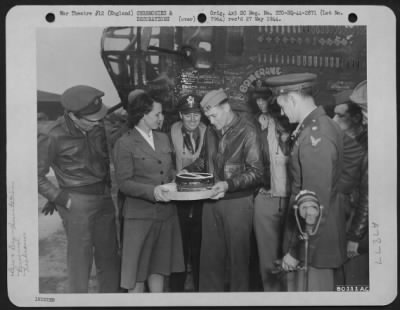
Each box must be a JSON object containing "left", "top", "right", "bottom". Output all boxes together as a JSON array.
[
  {"left": 38, "top": 85, "right": 120, "bottom": 293},
  {"left": 184, "top": 89, "right": 263, "bottom": 292}
]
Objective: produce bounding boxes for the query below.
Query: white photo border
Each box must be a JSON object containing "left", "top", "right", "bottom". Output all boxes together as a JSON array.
[{"left": 6, "top": 4, "right": 397, "bottom": 307}]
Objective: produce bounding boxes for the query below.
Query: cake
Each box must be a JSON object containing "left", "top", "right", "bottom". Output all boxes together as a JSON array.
[{"left": 175, "top": 172, "right": 214, "bottom": 192}]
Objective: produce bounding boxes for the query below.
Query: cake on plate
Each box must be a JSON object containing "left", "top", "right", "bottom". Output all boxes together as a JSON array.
[{"left": 175, "top": 172, "right": 214, "bottom": 192}]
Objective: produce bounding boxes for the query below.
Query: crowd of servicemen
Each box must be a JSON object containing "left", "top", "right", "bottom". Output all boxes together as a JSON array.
[{"left": 37, "top": 72, "right": 368, "bottom": 293}]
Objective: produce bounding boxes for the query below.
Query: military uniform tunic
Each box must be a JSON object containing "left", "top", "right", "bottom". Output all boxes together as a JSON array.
[{"left": 283, "top": 106, "right": 347, "bottom": 269}]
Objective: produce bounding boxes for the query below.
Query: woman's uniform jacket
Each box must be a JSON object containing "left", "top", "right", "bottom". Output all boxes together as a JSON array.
[{"left": 113, "top": 128, "right": 177, "bottom": 220}]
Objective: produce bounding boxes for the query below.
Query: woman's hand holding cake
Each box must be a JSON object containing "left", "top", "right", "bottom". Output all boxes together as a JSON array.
[{"left": 154, "top": 185, "right": 172, "bottom": 202}]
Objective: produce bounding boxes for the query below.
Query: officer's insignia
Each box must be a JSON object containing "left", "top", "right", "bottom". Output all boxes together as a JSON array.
[
  {"left": 310, "top": 135, "right": 321, "bottom": 146},
  {"left": 187, "top": 96, "right": 195, "bottom": 108}
]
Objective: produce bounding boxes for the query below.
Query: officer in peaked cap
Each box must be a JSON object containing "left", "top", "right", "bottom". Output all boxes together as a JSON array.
[
  {"left": 178, "top": 94, "right": 202, "bottom": 114},
  {"left": 267, "top": 73, "right": 317, "bottom": 99},
  {"left": 169, "top": 93, "right": 206, "bottom": 292},
  {"left": 173, "top": 94, "right": 204, "bottom": 171},
  {"left": 265, "top": 73, "right": 348, "bottom": 291},
  {"left": 38, "top": 85, "right": 120, "bottom": 293}
]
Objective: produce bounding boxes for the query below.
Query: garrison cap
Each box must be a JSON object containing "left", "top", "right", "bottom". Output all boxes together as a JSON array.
[
  {"left": 265, "top": 73, "right": 317, "bottom": 97},
  {"left": 61, "top": 85, "right": 107, "bottom": 121},
  {"left": 178, "top": 94, "right": 202, "bottom": 113},
  {"left": 200, "top": 89, "right": 228, "bottom": 112}
]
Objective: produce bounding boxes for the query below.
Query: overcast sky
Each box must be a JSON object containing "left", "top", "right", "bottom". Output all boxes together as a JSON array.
[{"left": 37, "top": 27, "right": 120, "bottom": 107}]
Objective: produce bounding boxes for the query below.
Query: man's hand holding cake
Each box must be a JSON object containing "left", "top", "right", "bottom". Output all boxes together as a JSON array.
[{"left": 209, "top": 181, "right": 229, "bottom": 200}]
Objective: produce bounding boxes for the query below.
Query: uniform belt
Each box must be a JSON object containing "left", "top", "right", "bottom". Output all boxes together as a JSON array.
[
  {"left": 222, "top": 190, "right": 253, "bottom": 200},
  {"left": 257, "top": 187, "right": 289, "bottom": 198},
  {"left": 64, "top": 182, "right": 107, "bottom": 195}
]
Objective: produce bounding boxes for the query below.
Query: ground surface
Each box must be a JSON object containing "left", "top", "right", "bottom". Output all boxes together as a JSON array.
[{"left": 38, "top": 176, "right": 195, "bottom": 293}]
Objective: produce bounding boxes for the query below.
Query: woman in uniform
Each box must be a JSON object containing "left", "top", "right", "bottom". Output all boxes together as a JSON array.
[{"left": 113, "top": 90, "right": 184, "bottom": 292}]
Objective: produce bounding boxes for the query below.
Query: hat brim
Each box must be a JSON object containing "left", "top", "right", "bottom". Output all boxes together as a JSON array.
[
  {"left": 180, "top": 108, "right": 202, "bottom": 114},
  {"left": 81, "top": 103, "right": 108, "bottom": 121}
]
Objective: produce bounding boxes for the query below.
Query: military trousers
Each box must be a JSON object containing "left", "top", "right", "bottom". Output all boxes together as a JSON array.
[
  {"left": 343, "top": 254, "right": 369, "bottom": 286},
  {"left": 254, "top": 192, "right": 289, "bottom": 291},
  {"left": 56, "top": 192, "right": 120, "bottom": 293},
  {"left": 199, "top": 195, "right": 254, "bottom": 292},
  {"left": 169, "top": 201, "right": 203, "bottom": 292}
]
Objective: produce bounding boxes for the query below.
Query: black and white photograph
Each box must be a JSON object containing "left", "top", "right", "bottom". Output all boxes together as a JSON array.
[{"left": 6, "top": 5, "right": 397, "bottom": 307}]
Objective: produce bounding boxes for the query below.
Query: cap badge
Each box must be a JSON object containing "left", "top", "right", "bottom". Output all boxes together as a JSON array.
[
  {"left": 187, "top": 96, "right": 195, "bottom": 108},
  {"left": 256, "top": 80, "right": 263, "bottom": 88}
]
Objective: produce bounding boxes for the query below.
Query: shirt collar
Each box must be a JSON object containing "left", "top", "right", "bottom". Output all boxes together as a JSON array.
[{"left": 135, "top": 126, "right": 153, "bottom": 138}]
